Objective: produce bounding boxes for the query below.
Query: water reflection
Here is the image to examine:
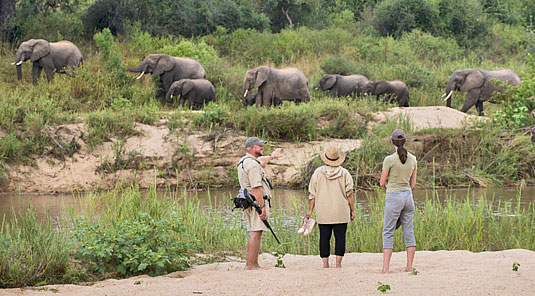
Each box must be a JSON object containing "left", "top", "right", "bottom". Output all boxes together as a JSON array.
[{"left": 1, "top": 186, "right": 533, "bottom": 224}]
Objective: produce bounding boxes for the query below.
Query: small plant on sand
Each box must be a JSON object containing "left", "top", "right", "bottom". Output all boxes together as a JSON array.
[
  {"left": 377, "top": 282, "right": 391, "bottom": 293},
  {"left": 273, "top": 251, "right": 286, "bottom": 268},
  {"left": 513, "top": 262, "right": 520, "bottom": 271},
  {"left": 410, "top": 267, "right": 419, "bottom": 275}
]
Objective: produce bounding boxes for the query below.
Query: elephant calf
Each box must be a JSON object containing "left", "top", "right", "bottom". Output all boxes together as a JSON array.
[
  {"left": 317, "top": 74, "right": 369, "bottom": 98},
  {"left": 363, "top": 80, "right": 409, "bottom": 107},
  {"left": 242, "top": 92, "right": 282, "bottom": 107},
  {"left": 166, "top": 79, "right": 216, "bottom": 109},
  {"left": 444, "top": 69, "right": 521, "bottom": 116},
  {"left": 13, "top": 39, "right": 83, "bottom": 85}
]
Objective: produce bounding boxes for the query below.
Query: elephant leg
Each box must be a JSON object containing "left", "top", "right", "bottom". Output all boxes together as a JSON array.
[
  {"left": 255, "top": 91, "right": 263, "bottom": 107},
  {"left": 460, "top": 90, "right": 480, "bottom": 113},
  {"left": 44, "top": 68, "right": 54, "bottom": 82},
  {"left": 476, "top": 101, "right": 484, "bottom": 116},
  {"left": 32, "top": 63, "right": 42, "bottom": 85},
  {"left": 178, "top": 95, "right": 186, "bottom": 107}
]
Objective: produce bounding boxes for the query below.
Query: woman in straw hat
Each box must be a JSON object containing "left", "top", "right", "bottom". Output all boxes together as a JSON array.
[
  {"left": 380, "top": 129, "right": 417, "bottom": 273},
  {"left": 306, "top": 146, "right": 355, "bottom": 268}
]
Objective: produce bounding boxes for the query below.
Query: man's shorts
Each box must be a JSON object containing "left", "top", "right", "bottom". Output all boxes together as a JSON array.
[{"left": 244, "top": 203, "right": 271, "bottom": 232}]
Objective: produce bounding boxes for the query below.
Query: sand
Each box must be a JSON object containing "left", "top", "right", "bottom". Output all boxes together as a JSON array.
[{"left": 2, "top": 249, "right": 534, "bottom": 295}]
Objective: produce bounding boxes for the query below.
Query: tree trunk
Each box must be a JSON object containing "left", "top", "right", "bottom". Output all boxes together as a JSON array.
[{"left": 0, "top": 0, "right": 17, "bottom": 42}]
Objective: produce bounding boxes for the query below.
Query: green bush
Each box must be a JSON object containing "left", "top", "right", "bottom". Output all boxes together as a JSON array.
[
  {"left": 235, "top": 103, "right": 316, "bottom": 141},
  {"left": 160, "top": 40, "right": 218, "bottom": 65},
  {"left": 193, "top": 103, "right": 230, "bottom": 128},
  {"left": 373, "top": 0, "right": 439, "bottom": 38},
  {"left": 320, "top": 55, "right": 362, "bottom": 76},
  {"left": 492, "top": 54, "right": 535, "bottom": 128},
  {"left": 73, "top": 212, "right": 193, "bottom": 276}
]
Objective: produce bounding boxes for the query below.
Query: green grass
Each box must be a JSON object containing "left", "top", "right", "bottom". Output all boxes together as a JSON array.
[{"left": 1, "top": 184, "right": 534, "bottom": 287}]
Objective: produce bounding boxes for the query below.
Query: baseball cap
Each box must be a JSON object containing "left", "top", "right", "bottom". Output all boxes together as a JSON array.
[
  {"left": 391, "top": 129, "right": 406, "bottom": 140},
  {"left": 245, "top": 137, "right": 267, "bottom": 148}
]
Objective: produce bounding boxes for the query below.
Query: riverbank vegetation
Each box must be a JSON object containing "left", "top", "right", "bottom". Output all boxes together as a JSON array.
[
  {"left": 1, "top": 0, "right": 535, "bottom": 287},
  {"left": 1, "top": 185, "right": 533, "bottom": 287}
]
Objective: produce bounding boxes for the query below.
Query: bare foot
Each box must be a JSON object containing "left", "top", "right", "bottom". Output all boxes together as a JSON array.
[
  {"left": 323, "top": 265, "right": 329, "bottom": 268},
  {"left": 404, "top": 267, "right": 412, "bottom": 272},
  {"left": 336, "top": 265, "right": 342, "bottom": 268},
  {"left": 381, "top": 269, "right": 390, "bottom": 274},
  {"left": 244, "top": 265, "right": 261, "bottom": 270}
]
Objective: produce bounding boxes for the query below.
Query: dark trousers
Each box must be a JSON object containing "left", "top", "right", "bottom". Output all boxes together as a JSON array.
[{"left": 318, "top": 223, "right": 347, "bottom": 258}]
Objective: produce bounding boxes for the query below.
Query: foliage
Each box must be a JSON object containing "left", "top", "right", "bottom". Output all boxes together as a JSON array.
[
  {"left": 373, "top": 0, "right": 439, "bottom": 38},
  {"left": 512, "top": 262, "right": 520, "bottom": 271},
  {"left": 94, "top": 28, "right": 131, "bottom": 87},
  {"left": 0, "top": 206, "right": 82, "bottom": 288},
  {"left": 84, "top": 110, "right": 138, "bottom": 148},
  {"left": 377, "top": 282, "right": 391, "bottom": 293},
  {"left": 72, "top": 212, "right": 192, "bottom": 276},
  {"left": 160, "top": 40, "right": 218, "bottom": 65},
  {"left": 437, "top": 0, "right": 491, "bottom": 48},
  {"left": 193, "top": 103, "right": 230, "bottom": 128},
  {"left": 320, "top": 55, "right": 362, "bottom": 76},
  {"left": 493, "top": 54, "right": 535, "bottom": 128}
]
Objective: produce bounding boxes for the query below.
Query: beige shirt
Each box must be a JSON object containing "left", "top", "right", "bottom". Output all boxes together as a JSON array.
[
  {"left": 237, "top": 153, "right": 273, "bottom": 199},
  {"left": 382, "top": 152, "right": 417, "bottom": 193},
  {"left": 308, "top": 165, "right": 354, "bottom": 224}
]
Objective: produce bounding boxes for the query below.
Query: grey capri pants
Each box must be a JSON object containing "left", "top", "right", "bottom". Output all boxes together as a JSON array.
[{"left": 382, "top": 190, "right": 416, "bottom": 249}]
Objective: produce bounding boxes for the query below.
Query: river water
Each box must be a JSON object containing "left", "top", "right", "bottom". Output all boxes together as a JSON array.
[{"left": 1, "top": 186, "right": 533, "bottom": 224}]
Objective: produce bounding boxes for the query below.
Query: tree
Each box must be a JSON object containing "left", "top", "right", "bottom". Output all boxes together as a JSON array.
[{"left": 0, "top": 0, "right": 16, "bottom": 41}]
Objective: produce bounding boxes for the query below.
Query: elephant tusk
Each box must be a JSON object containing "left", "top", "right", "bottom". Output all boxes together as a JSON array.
[
  {"left": 444, "top": 90, "right": 453, "bottom": 101},
  {"left": 170, "top": 95, "right": 174, "bottom": 98},
  {"left": 243, "top": 89, "right": 248, "bottom": 98},
  {"left": 136, "top": 71, "right": 145, "bottom": 80},
  {"left": 14, "top": 61, "right": 23, "bottom": 66},
  {"left": 441, "top": 93, "right": 446, "bottom": 98}
]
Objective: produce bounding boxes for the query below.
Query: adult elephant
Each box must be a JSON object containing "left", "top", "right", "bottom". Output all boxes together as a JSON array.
[
  {"left": 13, "top": 39, "right": 83, "bottom": 85},
  {"left": 242, "top": 66, "right": 310, "bottom": 107},
  {"left": 166, "top": 79, "right": 216, "bottom": 109},
  {"left": 127, "top": 54, "right": 206, "bottom": 97},
  {"left": 443, "top": 69, "right": 521, "bottom": 116},
  {"left": 363, "top": 80, "right": 409, "bottom": 107},
  {"left": 317, "top": 74, "right": 369, "bottom": 98}
]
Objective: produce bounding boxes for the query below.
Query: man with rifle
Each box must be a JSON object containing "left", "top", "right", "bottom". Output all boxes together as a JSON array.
[{"left": 237, "top": 137, "right": 282, "bottom": 270}]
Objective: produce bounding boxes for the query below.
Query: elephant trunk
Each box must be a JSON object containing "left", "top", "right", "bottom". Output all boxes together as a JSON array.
[
  {"left": 126, "top": 64, "right": 146, "bottom": 73},
  {"left": 16, "top": 64, "right": 22, "bottom": 81}
]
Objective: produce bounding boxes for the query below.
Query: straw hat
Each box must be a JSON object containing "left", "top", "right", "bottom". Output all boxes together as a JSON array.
[{"left": 319, "top": 146, "right": 346, "bottom": 167}]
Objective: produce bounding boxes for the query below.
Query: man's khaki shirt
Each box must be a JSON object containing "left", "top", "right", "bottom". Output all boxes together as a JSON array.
[{"left": 237, "top": 153, "right": 273, "bottom": 199}]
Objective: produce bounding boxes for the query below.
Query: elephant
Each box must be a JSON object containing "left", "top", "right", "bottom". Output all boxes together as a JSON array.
[
  {"left": 316, "top": 74, "right": 369, "bottom": 98},
  {"left": 13, "top": 39, "right": 83, "bottom": 85},
  {"left": 443, "top": 69, "right": 521, "bottom": 116},
  {"left": 242, "top": 91, "right": 282, "bottom": 107},
  {"left": 363, "top": 80, "right": 409, "bottom": 107},
  {"left": 166, "top": 79, "right": 216, "bottom": 109},
  {"left": 127, "top": 54, "right": 206, "bottom": 97},
  {"left": 242, "top": 66, "right": 311, "bottom": 107}
]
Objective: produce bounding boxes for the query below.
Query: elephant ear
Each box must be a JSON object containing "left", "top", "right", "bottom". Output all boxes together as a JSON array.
[
  {"left": 153, "top": 55, "right": 175, "bottom": 76},
  {"left": 323, "top": 75, "right": 336, "bottom": 89},
  {"left": 460, "top": 71, "right": 485, "bottom": 93},
  {"left": 31, "top": 40, "right": 50, "bottom": 62},
  {"left": 182, "top": 80, "right": 194, "bottom": 96},
  {"left": 254, "top": 67, "right": 269, "bottom": 89}
]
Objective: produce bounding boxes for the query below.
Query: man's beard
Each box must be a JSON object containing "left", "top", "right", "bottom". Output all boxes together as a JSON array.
[{"left": 254, "top": 150, "right": 263, "bottom": 157}]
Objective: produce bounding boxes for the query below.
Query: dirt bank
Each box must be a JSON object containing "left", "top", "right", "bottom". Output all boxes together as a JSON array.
[
  {"left": 2, "top": 107, "right": 483, "bottom": 193},
  {"left": 3, "top": 249, "right": 534, "bottom": 295}
]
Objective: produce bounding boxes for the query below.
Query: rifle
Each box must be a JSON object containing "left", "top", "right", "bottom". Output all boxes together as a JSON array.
[{"left": 244, "top": 190, "right": 281, "bottom": 244}]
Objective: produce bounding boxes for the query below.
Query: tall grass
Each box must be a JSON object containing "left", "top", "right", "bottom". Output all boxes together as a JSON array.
[{"left": 1, "top": 184, "right": 533, "bottom": 287}]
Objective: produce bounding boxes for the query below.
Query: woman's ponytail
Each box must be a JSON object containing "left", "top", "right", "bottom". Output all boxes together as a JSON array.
[
  {"left": 394, "top": 141, "right": 408, "bottom": 164},
  {"left": 391, "top": 129, "right": 408, "bottom": 164}
]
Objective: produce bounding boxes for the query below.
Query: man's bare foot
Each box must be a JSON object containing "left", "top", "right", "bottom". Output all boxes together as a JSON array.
[
  {"left": 336, "top": 265, "right": 342, "bottom": 268},
  {"left": 404, "top": 267, "right": 412, "bottom": 272},
  {"left": 323, "top": 264, "right": 329, "bottom": 268},
  {"left": 381, "top": 269, "right": 390, "bottom": 274},
  {"left": 244, "top": 265, "right": 261, "bottom": 270}
]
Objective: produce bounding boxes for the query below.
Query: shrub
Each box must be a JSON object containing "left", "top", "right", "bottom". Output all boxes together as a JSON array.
[
  {"left": 373, "top": 0, "right": 439, "bottom": 38},
  {"left": 400, "top": 30, "right": 463, "bottom": 64},
  {"left": 492, "top": 54, "right": 535, "bottom": 128},
  {"left": 160, "top": 40, "right": 218, "bottom": 65},
  {"left": 85, "top": 110, "right": 138, "bottom": 148},
  {"left": 234, "top": 103, "right": 316, "bottom": 141},
  {"left": 320, "top": 55, "right": 363, "bottom": 76},
  {"left": 73, "top": 212, "right": 193, "bottom": 276}
]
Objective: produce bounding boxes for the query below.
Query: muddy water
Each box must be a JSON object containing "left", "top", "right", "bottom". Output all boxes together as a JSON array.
[{"left": 1, "top": 186, "right": 534, "bottom": 224}]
